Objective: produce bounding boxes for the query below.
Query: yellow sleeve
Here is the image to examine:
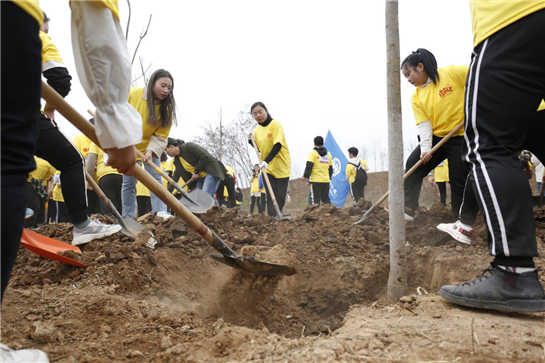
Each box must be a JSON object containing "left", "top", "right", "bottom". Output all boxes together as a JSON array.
[
  {"left": 89, "top": 142, "right": 98, "bottom": 155},
  {"left": 451, "top": 65, "right": 469, "bottom": 88},
  {"left": 155, "top": 125, "right": 171, "bottom": 140},
  {"left": 307, "top": 150, "right": 316, "bottom": 163},
  {"left": 13, "top": 1, "right": 43, "bottom": 25},
  {"left": 411, "top": 92, "right": 429, "bottom": 125},
  {"left": 361, "top": 159, "right": 368, "bottom": 169},
  {"left": 271, "top": 121, "right": 285, "bottom": 146},
  {"left": 40, "top": 31, "right": 64, "bottom": 65}
]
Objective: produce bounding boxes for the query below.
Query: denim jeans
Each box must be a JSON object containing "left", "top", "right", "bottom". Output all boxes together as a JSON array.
[
  {"left": 122, "top": 158, "right": 166, "bottom": 217},
  {"left": 197, "top": 174, "right": 221, "bottom": 205}
]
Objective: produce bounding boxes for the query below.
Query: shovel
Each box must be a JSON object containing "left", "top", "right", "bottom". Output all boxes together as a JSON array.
[
  {"left": 354, "top": 122, "right": 464, "bottom": 225},
  {"left": 21, "top": 229, "right": 86, "bottom": 268},
  {"left": 135, "top": 150, "right": 214, "bottom": 214},
  {"left": 44, "top": 82, "right": 294, "bottom": 276},
  {"left": 249, "top": 135, "right": 292, "bottom": 220},
  {"left": 85, "top": 171, "right": 153, "bottom": 240}
]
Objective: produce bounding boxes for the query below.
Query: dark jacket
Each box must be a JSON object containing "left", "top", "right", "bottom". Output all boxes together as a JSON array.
[{"left": 168, "top": 142, "right": 227, "bottom": 192}]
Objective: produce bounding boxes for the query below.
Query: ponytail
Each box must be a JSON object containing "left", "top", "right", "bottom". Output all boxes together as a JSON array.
[{"left": 401, "top": 48, "right": 440, "bottom": 85}]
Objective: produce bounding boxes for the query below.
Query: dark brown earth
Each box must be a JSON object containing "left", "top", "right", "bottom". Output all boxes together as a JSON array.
[{"left": 2, "top": 177, "right": 544, "bottom": 363}]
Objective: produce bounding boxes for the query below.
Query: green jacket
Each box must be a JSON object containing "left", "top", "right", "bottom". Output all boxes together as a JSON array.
[{"left": 168, "top": 142, "right": 227, "bottom": 192}]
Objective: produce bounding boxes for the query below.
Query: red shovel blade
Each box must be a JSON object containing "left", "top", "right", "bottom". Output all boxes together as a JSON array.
[{"left": 20, "top": 229, "right": 86, "bottom": 268}]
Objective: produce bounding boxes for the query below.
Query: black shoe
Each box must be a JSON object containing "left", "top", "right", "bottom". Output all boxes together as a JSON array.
[{"left": 439, "top": 265, "right": 545, "bottom": 313}]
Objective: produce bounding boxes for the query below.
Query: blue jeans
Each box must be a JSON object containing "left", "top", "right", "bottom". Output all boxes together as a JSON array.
[
  {"left": 197, "top": 174, "right": 221, "bottom": 205},
  {"left": 538, "top": 182, "right": 542, "bottom": 194},
  {"left": 121, "top": 158, "right": 166, "bottom": 217}
]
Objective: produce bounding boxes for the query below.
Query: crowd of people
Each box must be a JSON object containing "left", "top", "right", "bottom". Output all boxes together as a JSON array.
[{"left": 1, "top": 1, "right": 545, "bottom": 361}]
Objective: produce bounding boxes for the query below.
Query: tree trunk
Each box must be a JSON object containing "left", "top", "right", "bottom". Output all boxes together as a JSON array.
[{"left": 385, "top": 0, "right": 408, "bottom": 301}]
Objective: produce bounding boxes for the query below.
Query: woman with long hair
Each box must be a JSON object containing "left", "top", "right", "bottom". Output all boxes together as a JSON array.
[{"left": 122, "top": 69, "right": 177, "bottom": 220}]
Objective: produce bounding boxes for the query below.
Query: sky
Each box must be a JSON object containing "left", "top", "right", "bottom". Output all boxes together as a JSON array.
[{"left": 40, "top": 0, "right": 474, "bottom": 175}]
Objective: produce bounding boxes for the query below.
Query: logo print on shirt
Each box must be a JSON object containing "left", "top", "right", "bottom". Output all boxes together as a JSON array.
[
  {"left": 318, "top": 155, "right": 329, "bottom": 164},
  {"left": 267, "top": 133, "right": 273, "bottom": 139},
  {"left": 439, "top": 84, "right": 454, "bottom": 98}
]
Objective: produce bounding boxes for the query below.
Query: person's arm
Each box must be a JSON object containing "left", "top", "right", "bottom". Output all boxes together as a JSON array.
[
  {"left": 418, "top": 120, "right": 433, "bottom": 164},
  {"left": 86, "top": 152, "right": 98, "bottom": 179},
  {"left": 70, "top": 1, "right": 141, "bottom": 174},
  {"left": 263, "top": 142, "right": 282, "bottom": 164},
  {"left": 329, "top": 165, "right": 333, "bottom": 179}
]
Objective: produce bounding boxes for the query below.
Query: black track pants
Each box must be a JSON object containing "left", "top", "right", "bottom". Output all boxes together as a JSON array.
[
  {"left": 463, "top": 9, "right": 545, "bottom": 262},
  {"left": 35, "top": 114, "right": 88, "bottom": 224},
  {"left": 1, "top": 3, "right": 41, "bottom": 301}
]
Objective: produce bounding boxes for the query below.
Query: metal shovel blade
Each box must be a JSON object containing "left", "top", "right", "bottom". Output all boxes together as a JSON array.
[
  {"left": 178, "top": 188, "right": 215, "bottom": 214},
  {"left": 122, "top": 215, "right": 152, "bottom": 236},
  {"left": 209, "top": 254, "right": 296, "bottom": 276}
]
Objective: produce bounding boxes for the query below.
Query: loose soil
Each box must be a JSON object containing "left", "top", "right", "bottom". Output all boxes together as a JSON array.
[{"left": 2, "top": 178, "right": 545, "bottom": 363}]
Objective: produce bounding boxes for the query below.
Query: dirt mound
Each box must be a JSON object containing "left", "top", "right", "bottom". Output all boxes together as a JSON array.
[{"left": 3, "top": 203, "right": 545, "bottom": 362}]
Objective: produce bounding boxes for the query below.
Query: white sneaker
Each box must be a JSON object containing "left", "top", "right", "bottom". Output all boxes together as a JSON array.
[
  {"left": 156, "top": 211, "right": 174, "bottom": 220},
  {"left": 72, "top": 219, "right": 122, "bottom": 246},
  {"left": 0, "top": 343, "right": 49, "bottom": 362},
  {"left": 437, "top": 220, "right": 474, "bottom": 244}
]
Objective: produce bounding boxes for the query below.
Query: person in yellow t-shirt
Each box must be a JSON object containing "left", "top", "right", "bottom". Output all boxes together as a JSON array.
[
  {"left": 301, "top": 136, "right": 332, "bottom": 205},
  {"left": 25, "top": 157, "right": 57, "bottom": 228},
  {"left": 250, "top": 102, "right": 291, "bottom": 217},
  {"left": 400, "top": 48, "right": 470, "bottom": 221},
  {"left": 122, "top": 69, "right": 177, "bottom": 221},
  {"left": 345, "top": 147, "right": 369, "bottom": 203},
  {"left": 249, "top": 164, "right": 262, "bottom": 214},
  {"left": 427, "top": 160, "right": 449, "bottom": 207},
  {"left": 216, "top": 164, "right": 236, "bottom": 208},
  {"left": 437, "top": 5, "right": 545, "bottom": 313},
  {"left": 2, "top": 3, "right": 138, "bottom": 359},
  {"left": 87, "top": 142, "right": 123, "bottom": 216}
]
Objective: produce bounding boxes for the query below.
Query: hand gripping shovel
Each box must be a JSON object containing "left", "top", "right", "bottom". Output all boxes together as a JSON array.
[
  {"left": 354, "top": 122, "right": 464, "bottom": 225},
  {"left": 44, "top": 82, "right": 295, "bottom": 276},
  {"left": 249, "top": 135, "right": 292, "bottom": 220},
  {"left": 87, "top": 110, "right": 214, "bottom": 215},
  {"left": 85, "top": 171, "right": 154, "bottom": 241}
]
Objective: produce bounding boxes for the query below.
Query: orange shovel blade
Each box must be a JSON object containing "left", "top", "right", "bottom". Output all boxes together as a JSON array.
[{"left": 20, "top": 229, "right": 86, "bottom": 268}]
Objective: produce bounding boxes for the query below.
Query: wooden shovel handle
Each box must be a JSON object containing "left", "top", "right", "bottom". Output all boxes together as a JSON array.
[{"left": 42, "top": 81, "right": 228, "bottom": 253}]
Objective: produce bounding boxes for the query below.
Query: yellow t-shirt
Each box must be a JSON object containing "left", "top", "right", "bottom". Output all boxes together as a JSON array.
[
  {"left": 89, "top": 143, "right": 119, "bottom": 181},
  {"left": 52, "top": 171, "right": 64, "bottom": 202},
  {"left": 29, "top": 157, "right": 57, "bottom": 183},
  {"left": 128, "top": 88, "right": 172, "bottom": 157},
  {"left": 177, "top": 156, "right": 207, "bottom": 178},
  {"left": 470, "top": 1, "right": 545, "bottom": 47},
  {"left": 434, "top": 160, "right": 450, "bottom": 183},
  {"left": 250, "top": 175, "right": 260, "bottom": 193},
  {"left": 307, "top": 149, "right": 332, "bottom": 183},
  {"left": 253, "top": 120, "right": 291, "bottom": 179},
  {"left": 346, "top": 159, "right": 368, "bottom": 184},
  {"left": 73, "top": 134, "right": 92, "bottom": 159},
  {"left": 161, "top": 159, "right": 174, "bottom": 189},
  {"left": 225, "top": 165, "right": 235, "bottom": 178},
  {"left": 411, "top": 66, "right": 467, "bottom": 138},
  {"left": 40, "top": 31, "right": 64, "bottom": 66},
  {"left": 13, "top": 1, "right": 43, "bottom": 25},
  {"left": 135, "top": 165, "right": 150, "bottom": 197}
]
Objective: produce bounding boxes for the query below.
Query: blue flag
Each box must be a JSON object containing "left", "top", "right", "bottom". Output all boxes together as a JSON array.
[{"left": 324, "top": 130, "right": 349, "bottom": 208}]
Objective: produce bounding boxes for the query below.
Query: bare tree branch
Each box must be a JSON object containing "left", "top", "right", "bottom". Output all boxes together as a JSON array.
[
  {"left": 125, "top": 0, "right": 131, "bottom": 40},
  {"left": 131, "top": 14, "right": 152, "bottom": 66}
]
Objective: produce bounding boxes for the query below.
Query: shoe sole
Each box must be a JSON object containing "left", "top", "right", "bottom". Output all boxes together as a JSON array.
[
  {"left": 439, "top": 288, "right": 545, "bottom": 313},
  {"left": 72, "top": 225, "right": 123, "bottom": 246},
  {"left": 436, "top": 224, "right": 471, "bottom": 244}
]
